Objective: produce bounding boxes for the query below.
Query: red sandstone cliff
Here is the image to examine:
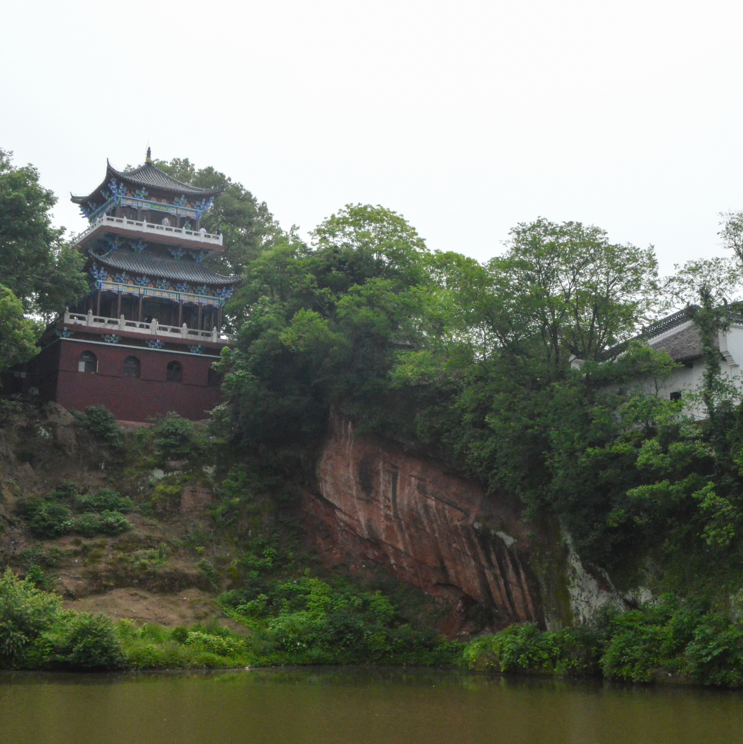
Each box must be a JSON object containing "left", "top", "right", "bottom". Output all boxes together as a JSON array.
[{"left": 303, "top": 417, "right": 547, "bottom": 634}]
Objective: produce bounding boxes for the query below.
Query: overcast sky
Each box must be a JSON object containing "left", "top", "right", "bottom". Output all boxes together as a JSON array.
[{"left": 3, "top": 0, "right": 742, "bottom": 274}]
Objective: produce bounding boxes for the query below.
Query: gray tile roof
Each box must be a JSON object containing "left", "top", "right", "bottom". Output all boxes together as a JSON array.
[
  {"left": 650, "top": 324, "right": 704, "bottom": 363},
  {"left": 72, "top": 161, "right": 224, "bottom": 205},
  {"left": 91, "top": 250, "right": 239, "bottom": 286},
  {"left": 601, "top": 306, "right": 743, "bottom": 361},
  {"left": 601, "top": 308, "right": 698, "bottom": 361}
]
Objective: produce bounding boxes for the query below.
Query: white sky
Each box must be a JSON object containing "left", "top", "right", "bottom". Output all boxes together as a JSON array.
[{"left": 3, "top": 0, "right": 742, "bottom": 274}]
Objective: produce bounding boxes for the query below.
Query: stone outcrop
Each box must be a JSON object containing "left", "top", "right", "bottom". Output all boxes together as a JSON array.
[{"left": 304, "top": 417, "right": 547, "bottom": 634}]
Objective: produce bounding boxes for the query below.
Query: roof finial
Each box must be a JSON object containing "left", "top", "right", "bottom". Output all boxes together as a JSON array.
[{"left": 146, "top": 146, "right": 152, "bottom": 163}]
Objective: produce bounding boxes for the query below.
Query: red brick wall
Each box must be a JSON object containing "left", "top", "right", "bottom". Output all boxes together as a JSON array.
[{"left": 39, "top": 340, "right": 221, "bottom": 422}]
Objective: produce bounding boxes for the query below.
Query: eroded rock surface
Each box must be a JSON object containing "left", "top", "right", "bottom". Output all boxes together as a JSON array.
[{"left": 304, "top": 418, "right": 545, "bottom": 633}]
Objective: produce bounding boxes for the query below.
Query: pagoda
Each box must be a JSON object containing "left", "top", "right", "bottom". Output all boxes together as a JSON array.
[{"left": 22, "top": 149, "right": 240, "bottom": 422}]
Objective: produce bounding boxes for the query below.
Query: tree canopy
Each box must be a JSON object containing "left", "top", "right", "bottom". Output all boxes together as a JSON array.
[
  {"left": 0, "top": 149, "right": 86, "bottom": 321},
  {"left": 4, "top": 143, "right": 743, "bottom": 591},
  {"left": 153, "top": 157, "right": 288, "bottom": 275},
  {"left": 213, "top": 205, "right": 743, "bottom": 586},
  {"left": 490, "top": 219, "right": 660, "bottom": 364},
  {"left": 216, "top": 204, "right": 432, "bottom": 453},
  {"left": 0, "top": 285, "right": 39, "bottom": 377}
]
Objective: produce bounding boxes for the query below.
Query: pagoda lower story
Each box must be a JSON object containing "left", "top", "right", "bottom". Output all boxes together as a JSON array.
[
  {"left": 23, "top": 329, "right": 223, "bottom": 422},
  {"left": 9, "top": 151, "right": 240, "bottom": 422}
]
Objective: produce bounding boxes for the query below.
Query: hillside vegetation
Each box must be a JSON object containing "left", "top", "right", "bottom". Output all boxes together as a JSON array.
[
  {"left": 0, "top": 402, "right": 456, "bottom": 671},
  {"left": 6, "top": 152, "right": 743, "bottom": 683}
]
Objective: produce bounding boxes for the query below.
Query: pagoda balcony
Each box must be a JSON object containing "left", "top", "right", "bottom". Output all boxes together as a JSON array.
[
  {"left": 63, "top": 310, "right": 230, "bottom": 344},
  {"left": 75, "top": 214, "right": 223, "bottom": 250}
]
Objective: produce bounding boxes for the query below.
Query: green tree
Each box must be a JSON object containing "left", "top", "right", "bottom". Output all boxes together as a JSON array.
[
  {"left": 0, "top": 285, "right": 39, "bottom": 376},
  {"left": 153, "top": 157, "right": 288, "bottom": 275},
  {"left": 719, "top": 211, "right": 743, "bottom": 264},
  {"left": 0, "top": 568, "right": 61, "bottom": 668},
  {"left": 217, "top": 204, "right": 432, "bottom": 453},
  {"left": 488, "top": 218, "right": 660, "bottom": 366},
  {"left": 0, "top": 149, "right": 86, "bottom": 320},
  {"left": 662, "top": 256, "right": 742, "bottom": 309}
]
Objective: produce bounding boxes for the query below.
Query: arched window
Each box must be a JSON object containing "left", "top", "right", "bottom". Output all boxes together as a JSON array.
[
  {"left": 78, "top": 351, "right": 97, "bottom": 374},
  {"left": 166, "top": 360, "right": 183, "bottom": 383},
  {"left": 123, "top": 356, "right": 141, "bottom": 379}
]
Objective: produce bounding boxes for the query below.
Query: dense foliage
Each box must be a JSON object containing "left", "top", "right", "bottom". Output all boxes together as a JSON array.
[
  {"left": 0, "top": 566, "right": 456, "bottom": 671},
  {"left": 153, "top": 157, "right": 289, "bottom": 276},
  {"left": 0, "top": 148, "right": 86, "bottom": 374},
  {"left": 463, "top": 596, "right": 743, "bottom": 687},
  {"left": 0, "top": 149, "right": 86, "bottom": 321},
  {"left": 0, "top": 569, "right": 121, "bottom": 670},
  {"left": 17, "top": 482, "right": 131, "bottom": 539},
  {"left": 215, "top": 204, "right": 435, "bottom": 455},
  {"left": 6, "top": 148, "right": 743, "bottom": 680},
  {"left": 0, "top": 284, "right": 38, "bottom": 376},
  {"left": 214, "top": 206, "right": 743, "bottom": 583},
  {"left": 74, "top": 405, "right": 124, "bottom": 448}
]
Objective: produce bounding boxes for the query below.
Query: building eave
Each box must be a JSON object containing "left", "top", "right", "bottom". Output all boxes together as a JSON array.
[{"left": 71, "top": 160, "right": 225, "bottom": 207}]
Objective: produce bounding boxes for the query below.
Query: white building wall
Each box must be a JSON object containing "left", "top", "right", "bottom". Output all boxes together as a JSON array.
[{"left": 629, "top": 323, "right": 743, "bottom": 420}]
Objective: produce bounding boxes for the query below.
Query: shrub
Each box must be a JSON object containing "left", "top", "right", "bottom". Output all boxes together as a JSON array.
[
  {"left": 229, "top": 575, "right": 455, "bottom": 665},
  {"left": 115, "top": 621, "right": 251, "bottom": 669},
  {"left": 0, "top": 568, "right": 61, "bottom": 668},
  {"left": 74, "top": 510, "right": 130, "bottom": 537},
  {"left": 28, "top": 501, "right": 73, "bottom": 538},
  {"left": 153, "top": 412, "right": 198, "bottom": 459},
  {"left": 197, "top": 559, "right": 220, "bottom": 586},
  {"left": 185, "top": 630, "right": 243, "bottom": 657},
  {"left": 461, "top": 596, "right": 743, "bottom": 686},
  {"left": 463, "top": 623, "right": 562, "bottom": 674},
  {"left": 45, "top": 612, "right": 122, "bottom": 670},
  {"left": 20, "top": 545, "right": 63, "bottom": 570},
  {"left": 25, "top": 565, "right": 47, "bottom": 588},
  {"left": 76, "top": 406, "right": 123, "bottom": 448},
  {"left": 0, "top": 398, "right": 23, "bottom": 422},
  {"left": 52, "top": 481, "right": 79, "bottom": 500},
  {"left": 171, "top": 626, "right": 189, "bottom": 644},
  {"left": 123, "top": 641, "right": 182, "bottom": 670},
  {"left": 600, "top": 619, "right": 666, "bottom": 682},
  {"left": 75, "top": 488, "right": 133, "bottom": 513},
  {"left": 129, "top": 545, "right": 170, "bottom": 570},
  {"left": 685, "top": 616, "right": 743, "bottom": 687}
]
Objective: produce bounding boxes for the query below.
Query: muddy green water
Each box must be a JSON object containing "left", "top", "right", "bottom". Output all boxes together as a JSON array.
[{"left": 1, "top": 668, "right": 742, "bottom": 744}]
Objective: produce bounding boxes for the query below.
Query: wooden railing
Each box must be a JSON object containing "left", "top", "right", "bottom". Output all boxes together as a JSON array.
[
  {"left": 63, "top": 310, "right": 229, "bottom": 343},
  {"left": 75, "top": 215, "right": 223, "bottom": 246}
]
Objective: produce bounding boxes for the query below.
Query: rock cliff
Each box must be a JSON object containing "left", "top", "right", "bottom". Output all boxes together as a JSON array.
[{"left": 304, "top": 417, "right": 554, "bottom": 635}]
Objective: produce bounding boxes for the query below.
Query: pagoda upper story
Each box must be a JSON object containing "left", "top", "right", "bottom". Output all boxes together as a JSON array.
[
  {"left": 71, "top": 148, "right": 225, "bottom": 251},
  {"left": 61, "top": 149, "right": 240, "bottom": 347}
]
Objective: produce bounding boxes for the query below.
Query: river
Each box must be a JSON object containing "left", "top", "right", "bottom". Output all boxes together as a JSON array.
[{"left": 1, "top": 668, "right": 742, "bottom": 743}]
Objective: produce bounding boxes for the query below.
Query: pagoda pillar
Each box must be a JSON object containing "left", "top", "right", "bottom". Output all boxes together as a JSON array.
[
  {"left": 138, "top": 294, "right": 143, "bottom": 322},
  {"left": 96, "top": 288, "right": 101, "bottom": 316},
  {"left": 116, "top": 290, "right": 122, "bottom": 319},
  {"left": 197, "top": 304, "right": 203, "bottom": 330},
  {"left": 178, "top": 299, "right": 183, "bottom": 328}
]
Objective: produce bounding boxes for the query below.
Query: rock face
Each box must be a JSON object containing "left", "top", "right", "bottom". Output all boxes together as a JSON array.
[{"left": 304, "top": 418, "right": 546, "bottom": 634}]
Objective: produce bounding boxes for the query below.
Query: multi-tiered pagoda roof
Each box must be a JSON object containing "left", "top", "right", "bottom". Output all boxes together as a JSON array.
[
  {"left": 90, "top": 250, "right": 238, "bottom": 286},
  {"left": 71, "top": 160, "right": 224, "bottom": 208},
  {"left": 61, "top": 149, "right": 240, "bottom": 351},
  {"left": 12, "top": 149, "right": 240, "bottom": 423}
]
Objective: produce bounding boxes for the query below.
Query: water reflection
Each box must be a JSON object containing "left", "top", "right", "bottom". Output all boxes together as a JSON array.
[{"left": 1, "top": 668, "right": 742, "bottom": 744}]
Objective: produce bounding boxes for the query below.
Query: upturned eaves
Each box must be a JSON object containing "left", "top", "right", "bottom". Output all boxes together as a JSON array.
[
  {"left": 71, "top": 161, "right": 225, "bottom": 205},
  {"left": 90, "top": 250, "right": 239, "bottom": 286}
]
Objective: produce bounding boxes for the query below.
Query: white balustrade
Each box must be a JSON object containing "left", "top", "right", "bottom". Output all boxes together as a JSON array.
[
  {"left": 75, "top": 215, "right": 223, "bottom": 246},
  {"left": 63, "top": 311, "right": 225, "bottom": 343}
]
